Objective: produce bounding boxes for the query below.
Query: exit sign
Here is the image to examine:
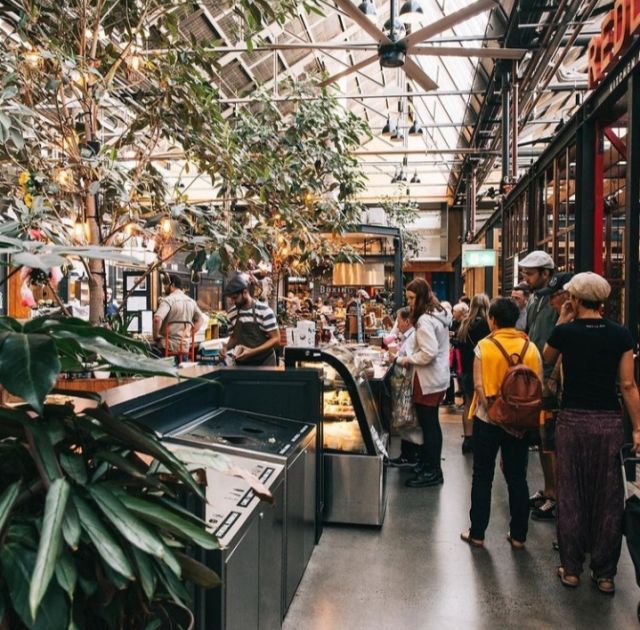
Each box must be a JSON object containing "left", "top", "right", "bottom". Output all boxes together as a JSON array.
[{"left": 462, "top": 249, "right": 497, "bottom": 268}]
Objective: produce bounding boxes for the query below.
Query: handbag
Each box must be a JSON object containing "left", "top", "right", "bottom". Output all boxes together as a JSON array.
[{"left": 390, "top": 364, "right": 418, "bottom": 431}]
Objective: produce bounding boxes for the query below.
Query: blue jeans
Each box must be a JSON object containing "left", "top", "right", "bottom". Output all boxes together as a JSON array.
[{"left": 469, "top": 418, "right": 530, "bottom": 541}]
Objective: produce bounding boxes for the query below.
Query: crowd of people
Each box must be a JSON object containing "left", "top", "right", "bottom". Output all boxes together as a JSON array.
[{"left": 387, "top": 251, "right": 640, "bottom": 595}]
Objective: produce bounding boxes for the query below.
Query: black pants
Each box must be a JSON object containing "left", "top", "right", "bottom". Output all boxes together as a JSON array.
[
  {"left": 400, "top": 439, "right": 421, "bottom": 461},
  {"left": 470, "top": 418, "right": 529, "bottom": 542},
  {"left": 415, "top": 404, "right": 442, "bottom": 472}
]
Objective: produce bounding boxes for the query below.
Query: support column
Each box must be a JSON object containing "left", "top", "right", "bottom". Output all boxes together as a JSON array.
[
  {"left": 501, "top": 66, "right": 511, "bottom": 182},
  {"left": 511, "top": 65, "right": 519, "bottom": 180},
  {"left": 484, "top": 228, "right": 494, "bottom": 296},
  {"left": 624, "top": 70, "right": 640, "bottom": 340},
  {"left": 575, "top": 117, "right": 596, "bottom": 271},
  {"left": 593, "top": 121, "right": 604, "bottom": 274},
  {"left": 393, "top": 236, "right": 403, "bottom": 311}
]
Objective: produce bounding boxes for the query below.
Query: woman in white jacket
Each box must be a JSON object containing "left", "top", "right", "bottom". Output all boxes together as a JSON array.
[{"left": 397, "top": 278, "right": 452, "bottom": 487}]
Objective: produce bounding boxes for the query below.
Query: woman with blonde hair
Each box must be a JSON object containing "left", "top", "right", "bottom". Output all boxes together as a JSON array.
[{"left": 457, "top": 293, "right": 491, "bottom": 453}]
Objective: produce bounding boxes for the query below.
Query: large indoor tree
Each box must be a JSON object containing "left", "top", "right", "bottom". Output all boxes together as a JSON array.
[{"left": 0, "top": 0, "right": 324, "bottom": 324}]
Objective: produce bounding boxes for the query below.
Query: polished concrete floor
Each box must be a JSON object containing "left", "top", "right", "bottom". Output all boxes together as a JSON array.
[{"left": 283, "top": 410, "right": 640, "bottom": 629}]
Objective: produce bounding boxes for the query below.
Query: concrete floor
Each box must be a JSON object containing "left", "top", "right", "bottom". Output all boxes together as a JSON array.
[{"left": 283, "top": 410, "right": 640, "bottom": 630}]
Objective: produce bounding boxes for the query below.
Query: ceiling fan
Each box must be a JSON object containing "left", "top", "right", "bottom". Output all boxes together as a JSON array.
[{"left": 309, "top": 0, "right": 527, "bottom": 92}]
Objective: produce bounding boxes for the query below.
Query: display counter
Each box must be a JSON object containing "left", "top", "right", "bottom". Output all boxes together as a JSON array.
[{"left": 284, "top": 345, "right": 389, "bottom": 526}]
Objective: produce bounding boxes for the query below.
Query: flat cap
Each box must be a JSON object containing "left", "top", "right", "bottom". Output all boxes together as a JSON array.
[
  {"left": 537, "top": 272, "right": 574, "bottom": 296},
  {"left": 518, "top": 250, "right": 555, "bottom": 270},
  {"left": 222, "top": 273, "right": 248, "bottom": 296},
  {"left": 564, "top": 272, "right": 611, "bottom": 302}
]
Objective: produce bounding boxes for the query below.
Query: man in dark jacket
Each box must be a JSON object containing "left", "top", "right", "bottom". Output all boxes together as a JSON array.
[{"left": 518, "top": 250, "right": 558, "bottom": 521}]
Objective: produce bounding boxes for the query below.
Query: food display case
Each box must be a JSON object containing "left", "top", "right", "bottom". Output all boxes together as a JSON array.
[{"left": 284, "top": 345, "right": 389, "bottom": 526}]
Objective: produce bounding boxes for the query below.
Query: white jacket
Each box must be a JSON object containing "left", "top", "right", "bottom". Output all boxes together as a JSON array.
[{"left": 405, "top": 309, "right": 452, "bottom": 395}]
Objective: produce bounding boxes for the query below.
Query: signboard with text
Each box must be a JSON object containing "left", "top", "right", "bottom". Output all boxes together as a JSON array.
[{"left": 462, "top": 248, "right": 497, "bottom": 269}]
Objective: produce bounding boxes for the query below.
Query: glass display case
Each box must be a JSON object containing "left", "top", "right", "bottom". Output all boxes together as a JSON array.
[{"left": 284, "top": 345, "right": 389, "bottom": 526}]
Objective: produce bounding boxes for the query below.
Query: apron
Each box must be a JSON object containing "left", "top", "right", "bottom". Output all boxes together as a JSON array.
[{"left": 234, "top": 303, "right": 276, "bottom": 366}]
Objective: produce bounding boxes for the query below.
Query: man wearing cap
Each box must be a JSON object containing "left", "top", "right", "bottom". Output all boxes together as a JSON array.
[
  {"left": 518, "top": 250, "right": 558, "bottom": 521},
  {"left": 153, "top": 274, "right": 205, "bottom": 359},
  {"left": 510, "top": 282, "right": 530, "bottom": 331},
  {"left": 222, "top": 273, "right": 279, "bottom": 366}
]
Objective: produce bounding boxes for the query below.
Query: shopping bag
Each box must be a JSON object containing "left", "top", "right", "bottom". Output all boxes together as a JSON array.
[{"left": 390, "top": 364, "right": 418, "bottom": 431}]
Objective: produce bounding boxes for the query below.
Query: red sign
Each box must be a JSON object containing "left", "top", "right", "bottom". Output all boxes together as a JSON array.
[{"left": 588, "top": 0, "right": 640, "bottom": 88}]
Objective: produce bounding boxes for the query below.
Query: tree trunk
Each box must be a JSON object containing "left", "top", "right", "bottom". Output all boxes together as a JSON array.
[{"left": 85, "top": 194, "right": 104, "bottom": 325}]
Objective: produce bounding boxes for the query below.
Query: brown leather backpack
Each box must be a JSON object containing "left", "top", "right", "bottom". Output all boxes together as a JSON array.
[{"left": 486, "top": 337, "right": 542, "bottom": 431}]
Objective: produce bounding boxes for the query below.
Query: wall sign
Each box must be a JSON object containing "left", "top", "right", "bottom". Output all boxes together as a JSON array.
[
  {"left": 462, "top": 249, "right": 497, "bottom": 269},
  {"left": 588, "top": 0, "right": 640, "bottom": 88}
]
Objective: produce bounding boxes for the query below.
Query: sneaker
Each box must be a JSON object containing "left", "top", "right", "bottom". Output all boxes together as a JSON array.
[
  {"left": 531, "top": 499, "right": 556, "bottom": 520},
  {"left": 387, "top": 456, "right": 417, "bottom": 470}
]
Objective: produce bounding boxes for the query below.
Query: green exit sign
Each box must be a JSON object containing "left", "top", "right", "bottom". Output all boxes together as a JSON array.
[{"left": 462, "top": 249, "right": 497, "bottom": 268}]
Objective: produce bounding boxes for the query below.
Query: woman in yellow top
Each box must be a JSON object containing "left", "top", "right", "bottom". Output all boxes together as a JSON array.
[{"left": 461, "top": 297, "right": 543, "bottom": 549}]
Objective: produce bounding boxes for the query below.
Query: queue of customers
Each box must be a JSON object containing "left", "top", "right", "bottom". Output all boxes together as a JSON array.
[{"left": 388, "top": 252, "right": 640, "bottom": 595}]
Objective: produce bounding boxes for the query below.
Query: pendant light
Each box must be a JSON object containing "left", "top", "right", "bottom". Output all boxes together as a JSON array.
[
  {"left": 399, "top": 0, "right": 426, "bottom": 24},
  {"left": 410, "top": 170, "right": 421, "bottom": 184},
  {"left": 381, "top": 116, "right": 396, "bottom": 137},
  {"left": 408, "top": 119, "right": 423, "bottom": 135},
  {"left": 358, "top": 0, "right": 377, "bottom": 16}
]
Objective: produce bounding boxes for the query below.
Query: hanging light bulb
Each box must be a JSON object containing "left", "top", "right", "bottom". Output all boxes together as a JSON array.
[
  {"left": 161, "top": 217, "right": 172, "bottom": 236},
  {"left": 73, "top": 214, "right": 86, "bottom": 242},
  {"left": 23, "top": 50, "right": 42, "bottom": 68},
  {"left": 55, "top": 167, "right": 73, "bottom": 188}
]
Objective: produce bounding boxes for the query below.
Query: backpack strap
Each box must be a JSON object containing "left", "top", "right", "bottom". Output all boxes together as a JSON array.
[
  {"left": 486, "top": 336, "right": 513, "bottom": 366},
  {"left": 487, "top": 336, "right": 529, "bottom": 367}
]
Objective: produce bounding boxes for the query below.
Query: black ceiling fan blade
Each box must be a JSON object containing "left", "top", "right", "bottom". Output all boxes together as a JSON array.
[
  {"left": 403, "top": 58, "right": 438, "bottom": 92},
  {"left": 333, "top": 0, "right": 391, "bottom": 44},
  {"left": 404, "top": 0, "right": 496, "bottom": 50},
  {"left": 319, "top": 53, "right": 380, "bottom": 87},
  {"left": 412, "top": 46, "right": 527, "bottom": 59}
]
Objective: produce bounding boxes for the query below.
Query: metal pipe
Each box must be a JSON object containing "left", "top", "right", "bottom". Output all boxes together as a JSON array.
[{"left": 501, "top": 67, "right": 510, "bottom": 181}]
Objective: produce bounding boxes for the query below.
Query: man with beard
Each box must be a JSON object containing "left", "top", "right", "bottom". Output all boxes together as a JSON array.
[
  {"left": 518, "top": 251, "right": 558, "bottom": 521},
  {"left": 221, "top": 273, "right": 280, "bottom": 366}
]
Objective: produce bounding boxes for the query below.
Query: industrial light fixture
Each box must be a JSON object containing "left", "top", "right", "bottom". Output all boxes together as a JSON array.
[
  {"left": 399, "top": 0, "right": 426, "bottom": 24},
  {"left": 390, "top": 127, "right": 405, "bottom": 142},
  {"left": 408, "top": 119, "right": 423, "bottom": 135},
  {"left": 382, "top": 18, "right": 407, "bottom": 41},
  {"left": 358, "top": 0, "right": 377, "bottom": 16},
  {"left": 381, "top": 116, "right": 396, "bottom": 136},
  {"left": 398, "top": 169, "right": 408, "bottom": 183},
  {"left": 410, "top": 170, "right": 421, "bottom": 184}
]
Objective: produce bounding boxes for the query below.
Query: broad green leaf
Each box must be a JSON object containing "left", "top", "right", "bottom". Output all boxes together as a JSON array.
[
  {"left": 87, "top": 484, "right": 165, "bottom": 558},
  {"left": 53, "top": 331, "right": 176, "bottom": 377},
  {"left": 0, "top": 480, "right": 20, "bottom": 535},
  {"left": 1, "top": 544, "right": 69, "bottom": 630},
  {"left": 54, "top": 548, "right": 77, "bottom": 601},
  {"left": 61, "top": 501, "right": 81, "bottom": 550},
  {"left": 59, "top": 453, "right": 87, "bottom": 485},
  {"left": 118, "top": 495, "right": 218, "bottom": 550},
  {"left": 72, "top": 495, "right": 134, "bottom": 580},
  {"left": 155, "top": 559, "right": 190, "bottom": 605},
  {"left": 29, "top": 478, "right": 70, "bottom": 620},
  {"left": 174, "top": 551, "right": 221, "bottom": 589},
  {"left": 93, "top": 450, "right": 170, "bottom": 493},
  {"left": 0, "top": 333, "right": 61, "bottom": 413},
  {"left": 27, "top": 425, "right": 62, "bottom": 482},
  {"left": 131, "top": 547, "right": 157, "bottom": 601},
  {"left": 84, "top": 408, "right": 202, "bottom": 497}
]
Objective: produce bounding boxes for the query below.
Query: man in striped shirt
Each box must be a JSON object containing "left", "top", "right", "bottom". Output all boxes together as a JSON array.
[{"left": 221, "top": 274, "right": 280, "bottom": 366}]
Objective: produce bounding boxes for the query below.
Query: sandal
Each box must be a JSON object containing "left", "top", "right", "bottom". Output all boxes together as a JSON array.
[
  {"left": 529, "top": 489, "right": 546, "bottom": 508},
  {"left": 590, "top": 572, "right": 615, "bottom": 594},
  {"left": 460, "top": 530, "right": 484, "bottom": 548},
  {"left": 557, "top": 567, "right": 579, "bottom": 588},
  {"left": 506, "top": 533, "right": 525, "bottom": 549}
]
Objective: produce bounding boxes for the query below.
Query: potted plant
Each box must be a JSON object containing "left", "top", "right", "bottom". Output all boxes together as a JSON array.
[{"left": 0, "top": 315, "right": 223, "bottom": 629}]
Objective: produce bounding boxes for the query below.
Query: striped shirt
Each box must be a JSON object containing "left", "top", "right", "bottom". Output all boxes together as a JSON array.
[{"left": 227, "top": 300, "right": 278, "bottom": 334}]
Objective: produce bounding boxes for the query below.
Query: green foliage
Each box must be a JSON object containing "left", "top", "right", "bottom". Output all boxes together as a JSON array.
[
  {"left": 381, "top": 197, "right": 421, "bottom": 259},
  {"left": 0, "top": 319, "right": 223, "bottom": 629}
]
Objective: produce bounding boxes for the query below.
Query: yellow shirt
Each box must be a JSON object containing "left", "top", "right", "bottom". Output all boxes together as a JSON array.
[{"left": 469, "top": 328, "right": 543, "bottom": 419}]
